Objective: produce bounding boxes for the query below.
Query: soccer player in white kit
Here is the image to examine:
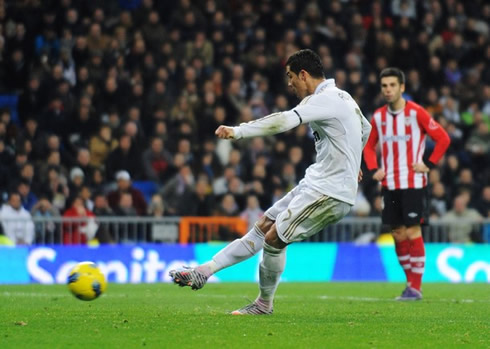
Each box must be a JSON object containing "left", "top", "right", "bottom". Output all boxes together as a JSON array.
[{"left": 170, "top": 49, "right": 372, "bottom": 315}]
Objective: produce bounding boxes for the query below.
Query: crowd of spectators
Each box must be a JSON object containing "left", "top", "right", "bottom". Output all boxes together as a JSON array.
[{"left": 0, "top": 0, "right": 488, "bottom": 244}]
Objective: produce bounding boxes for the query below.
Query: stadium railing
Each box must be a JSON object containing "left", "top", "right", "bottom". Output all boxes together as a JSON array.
[{"left": 0, "top": 217, "right": 489, "bottom": 245}]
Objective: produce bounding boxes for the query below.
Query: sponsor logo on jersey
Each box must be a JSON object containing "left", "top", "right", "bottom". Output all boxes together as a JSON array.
[
  {"left": 382, "top": 135, "right": 411, "bottom": 142},
  {"left": 408, "top": 212, "right": 418, "bottom": 218}
]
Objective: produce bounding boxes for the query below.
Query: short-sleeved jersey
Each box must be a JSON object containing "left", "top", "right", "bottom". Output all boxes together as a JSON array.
[
  {"left": 233, "top": 79, "right": 372, "bottom": 205},
  {"left": 363, "top": 101, "right": 450, "bottom": 190}
]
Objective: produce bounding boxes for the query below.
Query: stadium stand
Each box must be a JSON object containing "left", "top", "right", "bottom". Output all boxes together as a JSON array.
[{"left": 0, "top": 0, "right": 488, "bottom": 244}]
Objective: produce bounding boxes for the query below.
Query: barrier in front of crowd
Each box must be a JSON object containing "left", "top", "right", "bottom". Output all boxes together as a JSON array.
[
  {"left": 1, "top": 243, "right": 489, "bottom": 284},
  {"left": 179, "top": 216, "right": 248, "bottom": 243},
  {"left": 0, "top": 217, "right": 489, "bottom": 244}
]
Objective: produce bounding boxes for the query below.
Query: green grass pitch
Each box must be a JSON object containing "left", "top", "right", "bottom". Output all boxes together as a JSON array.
[{"left": 1, "top": 283, "right": 489, "bottom": 348}]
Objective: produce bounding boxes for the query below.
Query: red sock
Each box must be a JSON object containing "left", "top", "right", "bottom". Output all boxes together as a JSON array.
[
  {"left": 409, "top": 236, "right": 425, "bottom": 291},
  {"left": 395, "top": 239, "right": 412, "bottom": 286}
]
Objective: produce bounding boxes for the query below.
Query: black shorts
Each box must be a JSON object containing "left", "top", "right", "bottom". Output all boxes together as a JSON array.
[{"left": 381, "top": 187, "right": 429, "bottom": 227}]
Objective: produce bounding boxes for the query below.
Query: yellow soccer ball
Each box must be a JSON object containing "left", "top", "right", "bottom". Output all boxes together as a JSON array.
[{"left": 67, "top": 262, "right": 107, "bottom": 301}]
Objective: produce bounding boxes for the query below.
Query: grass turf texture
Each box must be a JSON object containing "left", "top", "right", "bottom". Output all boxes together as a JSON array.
[{"left": 1, "top": 283, "right": 489, "bottom": 349}]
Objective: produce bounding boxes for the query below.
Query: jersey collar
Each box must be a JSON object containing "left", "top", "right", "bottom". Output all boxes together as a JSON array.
[{"left": 314, "top": 79, "right": 335, "bottom": 94}]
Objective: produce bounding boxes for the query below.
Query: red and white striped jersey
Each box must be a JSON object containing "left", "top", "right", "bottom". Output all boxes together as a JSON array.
[{"left": 363, "top": 100, "right": 450, "bottom": 190}]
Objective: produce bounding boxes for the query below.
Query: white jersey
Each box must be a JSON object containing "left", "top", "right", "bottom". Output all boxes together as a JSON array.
[{"left": 233, "top": 79, "right": 371, "bottom": 205}]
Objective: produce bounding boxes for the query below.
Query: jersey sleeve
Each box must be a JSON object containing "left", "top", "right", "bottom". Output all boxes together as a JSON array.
[
  {"left": 361, "top": 114, "right": 372, "bottom": 148},
  {"left": 290, "top": 94, "right": 334, "bottom": 123},
  {"left": 416, "top": 107, "right": 451, "bottom": 166},
  {"left": 363, "top": 116, "right": 379, "bottom": 170},
  {"left": 232, "top": 111, "right": 301, "bottom": 139}
]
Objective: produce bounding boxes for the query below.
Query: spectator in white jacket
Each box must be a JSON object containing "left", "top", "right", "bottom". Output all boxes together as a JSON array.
[{"left": 0, "top": 192, "right": 35, "bottom": 245}]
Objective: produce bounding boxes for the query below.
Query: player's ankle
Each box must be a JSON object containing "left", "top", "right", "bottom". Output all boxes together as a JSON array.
[
  {"left": 255, "top": 297, "right": 273, "bottom": 310},
  {"left": 195, "top": 262, "right": 216, "bottom": 278}
]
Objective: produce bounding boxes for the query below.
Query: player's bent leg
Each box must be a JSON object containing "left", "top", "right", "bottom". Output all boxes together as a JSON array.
[
  {"left": 169, "top": 218, "right": 272, "bottom": 290},
  {"left": 206, "top": 217, "right": 271, "bottom": 274},
  {"left": 212, "top": 217, "right": 272, "bottom": 270}
]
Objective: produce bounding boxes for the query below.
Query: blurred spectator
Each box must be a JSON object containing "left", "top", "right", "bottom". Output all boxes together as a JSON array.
[
  {"left": 107, "top": 170, "right": 147, "bottom": 215},
  {"left": 17, "top": 179, "right": 37, "bottom": 211},
  {"left": 62, "top": 196, "right": 97, "bottom": 245},
  {"left": 92, "top": 193, "right": 115, "bottom": 244},
  {"left": 89, "top": 124, "right": 118, "bottom": 168},
  {"left": 142, "top": 137, "right": 173, "bottom": 183},
  {"left": 213, "top": 166, "right": 236, "bottom": 196},
  {"left": 441, "top": 194, "right": 483, "bottom": 243},
  {"left": 240, "top": 194, "right": 264, "bottom": 232},
  {"left": 113, "top": 191, "right": 138, "bottom": 216},
  {"left": 148, "top": 193, "right": 167, "bottom": 217},
  {"left": 187, "top": 177, "right": 215, "bottom": 216},
  {"left": 68, "top": 167, "right": 85, "bottom": 204},
  {"left": 31, "top": 196, "right": 60, "bottom": 244},
  {"left": 430, "top": 182, "right": 450, "bottom": 218},
  {"left": 159, "top": 165, "right": 195, "bottom": 215},
  {"left": 105, "top": 133, "right": 141, "bottom": 180},
  {"left": 476, "top": 186, "right": 490, "bottom": 218},
  {"left": 214, "top": 193, "right": 239, "bottom": 217},
  {"left": 465, "top": 121, "right": 490, "bottom": 175},
  {"left": 113, "top": 191, "right": 140, "bottom": 242},
  {"left": 0, "top": 192, "right": 35, "bottom": 245}
]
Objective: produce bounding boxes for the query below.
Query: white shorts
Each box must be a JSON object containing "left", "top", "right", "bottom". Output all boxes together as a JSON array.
[{"left": 265, "top": 181, "right": 352, "bottom": 243}]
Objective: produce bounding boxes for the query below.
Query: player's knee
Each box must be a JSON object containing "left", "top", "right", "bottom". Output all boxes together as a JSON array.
[
  {"left": 256, "top": 216, "right": 274, "bottom": 235},
  {"left": 391, "top": 227, "right": 406, "bottom": 242},
  {"left": 264, "top": 227, "right": 287, "bottom": 249},
  {"left": 406, "top": 225, "right": 422, "bottom": 239}
]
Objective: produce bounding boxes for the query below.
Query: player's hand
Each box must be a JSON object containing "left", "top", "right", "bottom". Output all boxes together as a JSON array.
[
  {"left": 358, "top": 169, "right": 363, "bottom": 182},
  {"left": 215, "top": 125, "right": 235, "bottom": 139},
  {"left": 372, "top": 168, "right": 385, "bottom": 181},
  {"left": 412, "top": 162, "right": 430, "bottom": 173}
]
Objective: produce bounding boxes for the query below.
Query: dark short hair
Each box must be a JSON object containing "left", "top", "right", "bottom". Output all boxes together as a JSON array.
[
  {"left": 286, "top": 49, "right": 325, "bottom": 79},
  {"left": 379, "top": 67, "right": 405, "bottom": 84}
]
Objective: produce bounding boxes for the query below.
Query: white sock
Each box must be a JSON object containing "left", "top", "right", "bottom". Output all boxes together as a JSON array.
[
  {"left": 196, "top": 225, "right": 265, "bottom": 277},
  {"left": 257, "top": 243, "right": 286, "bottom": 308}
]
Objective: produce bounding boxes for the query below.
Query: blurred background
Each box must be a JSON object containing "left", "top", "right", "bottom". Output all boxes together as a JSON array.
[{"left": 0, "top": 0, "right": 488, "bottom": 273}]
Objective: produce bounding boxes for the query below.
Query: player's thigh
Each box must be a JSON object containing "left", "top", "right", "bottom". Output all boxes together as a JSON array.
[
  {"left": 275, "top": 188, "right": 351, "bottom": 244},
  {"left": 401, "top": 188, "right": 429, "bottom": 226},
  {"left": 264, "top": 181, "right": 304, "bottom": 220},
  {"left": 381, "top": 188, "right": 404, "bottom": 227}
]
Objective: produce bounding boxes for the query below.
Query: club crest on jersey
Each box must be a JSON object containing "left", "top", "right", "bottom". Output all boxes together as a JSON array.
[
  {"left": 428, "top": 118, "right": 439, "bottom": 130},
  {"left": 404, "top": 116, "right": 411, "bottom": 125}
]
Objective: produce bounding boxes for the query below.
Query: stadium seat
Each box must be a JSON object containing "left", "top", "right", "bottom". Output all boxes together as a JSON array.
[{"left": 131, "top": 181, "right": 158, "bottom": 203}]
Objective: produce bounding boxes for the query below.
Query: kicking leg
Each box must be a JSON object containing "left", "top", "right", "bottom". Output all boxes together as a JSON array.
[{"left": 169, "top": 217, "right": 272, "bottom": 290}]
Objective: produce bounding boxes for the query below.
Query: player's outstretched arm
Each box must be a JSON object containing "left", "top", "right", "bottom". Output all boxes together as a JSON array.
[
  {"left": 216, "top": 111, "right": 301, "bottom": 140},
  {"left": 215, "top": 125, "right": 235, "bottom": 139}
]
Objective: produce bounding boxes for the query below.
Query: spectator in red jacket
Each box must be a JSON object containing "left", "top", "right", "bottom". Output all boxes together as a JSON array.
[{"left": 62, "top": 196, "right": 96, "bottom": 244}]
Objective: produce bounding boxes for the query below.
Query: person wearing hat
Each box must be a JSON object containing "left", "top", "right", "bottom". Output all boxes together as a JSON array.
[{"left": 107, "top": 170, "right": 147, "bottom": 216}]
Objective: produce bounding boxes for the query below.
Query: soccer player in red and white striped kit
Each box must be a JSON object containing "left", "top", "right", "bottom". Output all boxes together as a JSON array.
[{"left": 364, "top": 67, "right": 450, "bottom": 300}]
